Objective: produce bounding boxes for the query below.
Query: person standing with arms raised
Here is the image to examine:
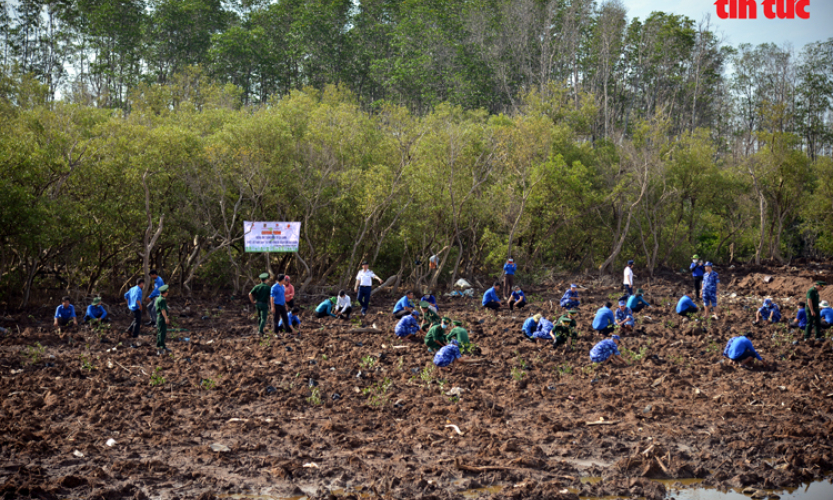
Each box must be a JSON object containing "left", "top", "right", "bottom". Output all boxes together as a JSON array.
[
  {"left": 355, "top": 261, "right": 383, "bottom": 316},
  {"left": 502, "top": 258, "right": 516, "bottom": 299}
]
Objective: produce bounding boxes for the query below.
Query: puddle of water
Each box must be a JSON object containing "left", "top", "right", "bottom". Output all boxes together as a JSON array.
[
  {"left": 460, "top": 485, "right": 504, "bottom": 498},
  {"left": 673, "top": 479, "right": 833, "bottom": 500},
  {"left": 218, "top": 495, "right": 305, "bottom": 500}
]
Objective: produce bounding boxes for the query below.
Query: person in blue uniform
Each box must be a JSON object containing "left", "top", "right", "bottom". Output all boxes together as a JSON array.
[
  {"left": 530, "top": 316, "right": 555, "bottom": 342},
  {"left": 421, "top": 290, "right": 438, "bottom": 312},
  {"left": 395, "top": 311, "right": 421, "bottom": 341},
  {"left": 83, "top": 297, "right": 109, "bottom": 325},
  {"left": 482, "top": 283, "right": 502, "bottom": 311},
  {"left": 522, "top": 314, "right": 542, "bottom": 338},
  {"left": 508, "top": 286, "right": 527, "bottom": 311},
  {"left": 701, "top": 262, "right": 720, "bottom": 319},
  {"left": 820, "top": 301, "right": 833, "bottom": 329},
  {"left": 723, "top": 336, "right": 767, "bottom": 368},
  {"left": 626, "top": 289, "right": 651, "bottom": 313},
  {"left": 432, "top": 340, "right": 479, "bottom": 371},
  {"left": 392, "top": 291, "right": 416, "bottom": 319},
  {"left": 503, "top": 258, "right": 516, "bottom": 297},
  {"left": 754, "top": 299, "right": 781, "bottom": 324},
  {"left": 270, "top": 274, "right": 294, "bottom": 335},
  {"left": 278, "top": 308, "right": 302, "bottom": 331},
  {"left": 592, "top": 302, "right": 615, "bottom": 336},
  {"left": 676, "top": 293, "right": 698, "bottom": 317},
  {"left": 589, "top": 335, "right": 627, "bottom": 365},
  {"left": 614, "top": 300, "right": 634, "bottom": 334},
  {"left": 790, "top": 302, "right": 807, "bottom": 330},
  {"left": 560, "top": 284, "right": 580, "bottom": 309},
  {"left": 690, "top": 256, "right": 705, "bottom": 298},
  {"left": 124, "top": 279, "right": 144, "bottom": 338},
  {"left": 54, "top": 296, "right": 78, "bottom": 328}
]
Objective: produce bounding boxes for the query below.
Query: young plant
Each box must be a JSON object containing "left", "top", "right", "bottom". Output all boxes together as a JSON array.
[
  {"left": 150, "top": 367, "right": 166, "bottom": 387},
  {"left": 23, "top": 342, "right": 45, "bottom": 365},
  {"left": 201, "top": 374, "right": 223, "bottom": 390},
  {"left": 622, "top": 346, "right": 648, "bottom": 364},
  {"left": 80, "top": 354, "right": 97, "bottom": 371},
  {"left": 362, "top": 377, "right": 393, "bottom": 407},
  {"left": 360, "top": 355, "right": 376, "bottom": 371},
  {"left": 307, "top": 387, "right": 322, "bottom": 406},
  {"left": 556, "top": 364, "right": 573, "bottom": 378},
  {"left": 419, "top": 364, "right": 435, "bottom": 386},
  {"left": 511, "top": 367, "right": 526, "bottom": 381}
]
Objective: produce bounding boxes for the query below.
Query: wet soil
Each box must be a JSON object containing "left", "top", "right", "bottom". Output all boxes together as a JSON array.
[{"left": 1, "top": 264, "right": 833, "bottom": 500}]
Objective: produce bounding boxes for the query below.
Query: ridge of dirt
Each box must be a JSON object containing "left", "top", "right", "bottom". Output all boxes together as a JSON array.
[{"left": 1, "top": 264, "right": 833, "bottom": 500}]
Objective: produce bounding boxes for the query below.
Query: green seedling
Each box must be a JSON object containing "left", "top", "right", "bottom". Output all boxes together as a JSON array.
[
  {"left": 150, "top": 367, "right": 166, "bottom": 387},
  {"left": 23, "top": 342, "right": 45, "bottom": 365},
  {"left": 511, "top": 367, "right": 525, "bottom": 381},
  {"left": 622, "top": 346, "right": 649, "bottom": 364},
  {"left": 201, "top": 373, "right": 223, "bottom": 390},
  {"left": 360, "top": 355, "right": 376, "bottom": 371},
  {"left": 307, "top": 387, "right": 322, "bottom": 406},
  {"left": 362, "top": 377, "right": 393, "bottom": 407},
  {"left": 80, "top": 354, "right": 96, "bottom": 371},
  {"left": 557, "top": 364, "right": 573, "bottom": 378}
]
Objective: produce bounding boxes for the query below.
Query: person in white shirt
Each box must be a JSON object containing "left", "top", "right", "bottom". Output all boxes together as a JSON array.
[
  {"left": 335, "top": 290, "right": 352, "bottom": 320},
  {"left": 623, "top": 260, "right": 635, "bottom": 297},
  {"left": 355, "top": 261, "right": 383, "bottom": 316}
]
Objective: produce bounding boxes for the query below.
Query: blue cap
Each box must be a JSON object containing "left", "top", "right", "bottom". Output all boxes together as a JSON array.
[
  {"left": 627, "top": 260, "right": 634, "bottom": 265},
  {"left": 570, "top": 283, "right": 577, "bottom": 288},
  {"left": 763, "top": 298, "right": 772, "bottom": 306},
  {"left": 705, "top": 261, "right": 713, "bottom": 267},
  {"left": 612, "top": 335, "right": 621, "bottom": 340},
  {"left": 618, "top": 300, "right": 626, "bottom": 306},
  {"left": 450, "top": 339, "right": 460, "bottom": 346},
  {"left": 411, "top": 310, "right": 420, "bottom": 317}
]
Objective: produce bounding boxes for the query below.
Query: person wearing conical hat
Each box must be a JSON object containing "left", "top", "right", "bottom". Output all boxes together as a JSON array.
[
  {"left": 248, "top": 273, "right": 272, "bottom": 335},
  {"left": 83, "top": 297, "right": 109, "bottom": 325},
  {"left": 155, "top": 285, "right": 171, "bottom": 356}
]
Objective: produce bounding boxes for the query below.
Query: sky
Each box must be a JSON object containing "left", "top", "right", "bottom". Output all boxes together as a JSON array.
[{"left": 624, "top": 0, "right": 833, "bottom": 50}]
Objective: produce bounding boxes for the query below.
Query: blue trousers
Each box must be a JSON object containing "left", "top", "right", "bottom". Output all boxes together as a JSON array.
[{"left": 358, "top": 286, "right": 372, "bottom": 314}]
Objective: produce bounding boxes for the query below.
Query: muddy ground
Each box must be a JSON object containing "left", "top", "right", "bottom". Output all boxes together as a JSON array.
[{"left": 2, "top": 264, "right": 833, "bottom": 500}]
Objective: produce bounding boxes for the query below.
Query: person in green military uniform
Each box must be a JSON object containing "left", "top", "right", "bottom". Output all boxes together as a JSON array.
[
  {"left": 155, "top": 285, "right": 171, "bottom": 356},
  {"left": 425, "top": 316, "right": 451, "bottom": 353},
  {"left": 248, "top": 273, "right": 271, "bottom": 335},
  {"left": 805, "top": 281, "right": 827, "bottom": 340},
  {"left": 446, "top": 320, "right": 470, "bottom": 349},
  {"left": 420, "top": 301, "right": 441, "bottom": 331},
  {"left": 552, "top": 315, "right": 579, "bottom": 347}
]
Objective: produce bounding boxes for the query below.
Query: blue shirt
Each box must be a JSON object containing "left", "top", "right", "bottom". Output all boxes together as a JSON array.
[
  {"left": 615, "top": 307, "right": 634, "bottom": 326},
  {"left": 723, "top": 336, "right": 761, "bottom": 361},
  {"left": 795, "top": 308, "right": 807, "bottom": 328},
  {"left": 758, "top": 303, "right": 781, "bottom": 322},
  {"left": 560, "top": 290, "right": 579, "bottom": 307},
  {"left": 592, "top": 307, "right": 615, "bottom": 330},
  {"left": 503, "top": 263, "right": 516, "bottom": 275},
  {"left": 821, "top": 308, "right": 833, "bottom": 324},
  {"left": 433, "top": 344, "right": 462, "bottom": 367},
  {"left": 702, "top": 271, "right": 719, "bottom": 295},
  {"left": 393, "top": 296, "right": 414, "bottom": 313},
  {"left": 510, "top": 290, "right": 525, "bottom": 301},
  {"left": 676, "top": 296, "right": 698, "bottom": 314},
  {"left": 482, "top": 287, "right": 500, "bottom": 306},
  {"left": 627, "top": 295, "right": 649, "bottom": 310},
  {"left": 522, "top": 317, "right": 539, "bottom": 337},
  {"left": 316, "top": 300, "right": 336, "bottom": 317},
  {"left": 395, "top": 315, "right": 421, "bottom": 337},
  {"left": 55, "top": 304, "right": 76, "bottom": 319},
  {"left": 147, "top": 276, "right": 165, "bottom": 299},
  {"left": 85, "top": 305, "right": 107, "bottom": 319},
  {"left": 533, "top": 318, "right": 554, "bottom": 339},
  {"left": 278, "top": 312, "right": 301, "bottom": 327},
  {"left": 590, "top": 339, "right": 620, "bottom": 363},
  {"left": 270, "top": 283, "right": 286, "bottom": 305},
  {"left": 421, "top": 295, "right": 437, "bottom": 308},
  {"left": 125, "top": 286, "right": 143, "bottom": 311},
  {"left": 690, "top": 263, "right": 705, "bottom": 277}
]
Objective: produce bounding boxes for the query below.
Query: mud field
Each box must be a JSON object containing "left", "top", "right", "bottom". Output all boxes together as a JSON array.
[{"left": 2, "top": 264, "right": 833, "bottom": 500}]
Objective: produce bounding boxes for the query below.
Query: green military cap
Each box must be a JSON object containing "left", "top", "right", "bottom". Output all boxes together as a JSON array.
[
  {"left": 92, "top": 297, "right": 102, "bottom": 305},
  {"left": 568, "top": 309, "right": 578, "bottom": 315},
  {"left": 419, "top": 301, "right": 431, "bottom": 307},
  {"left": 158, "top": 285, "right": 169, "bottom": 293},
  {"left": 452, "top": 320, "right": 463, "bottom": 326},
  {"left": 815, "top": 281, "right": 827, "bottom": 286},
  {"left": 441, "top": 316, "right": 451, "bottom": 323},
  {"left": 259, "top": 272, "right": 270, "bottom": 280},
  {"left": 559, "top": 317, "right": 571, "bottom": 324}
]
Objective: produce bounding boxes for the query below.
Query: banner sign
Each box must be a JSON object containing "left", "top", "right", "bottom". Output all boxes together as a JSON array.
[{"left": 244, "top": 221, "right": 301, "bottom": 252}]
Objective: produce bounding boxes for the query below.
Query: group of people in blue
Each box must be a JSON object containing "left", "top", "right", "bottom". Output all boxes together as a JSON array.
[{"left": 50, "top": 254, "right": 831, "bottom": 369}]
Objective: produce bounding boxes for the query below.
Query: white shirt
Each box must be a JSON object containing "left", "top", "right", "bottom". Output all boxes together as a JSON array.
[
  {"left": 624, "top": 266, "right": 634, "bottom": 286},
  {"left": 336, "top": 295, "right": 352, "bottom": 311},
  {"left": 356, "top": 269, "right": 377, "bottom": 287}
]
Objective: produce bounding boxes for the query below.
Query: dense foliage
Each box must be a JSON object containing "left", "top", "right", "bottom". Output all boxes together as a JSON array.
[{"left": 1, "top": 0, "right": 832, "bottom": 306}]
